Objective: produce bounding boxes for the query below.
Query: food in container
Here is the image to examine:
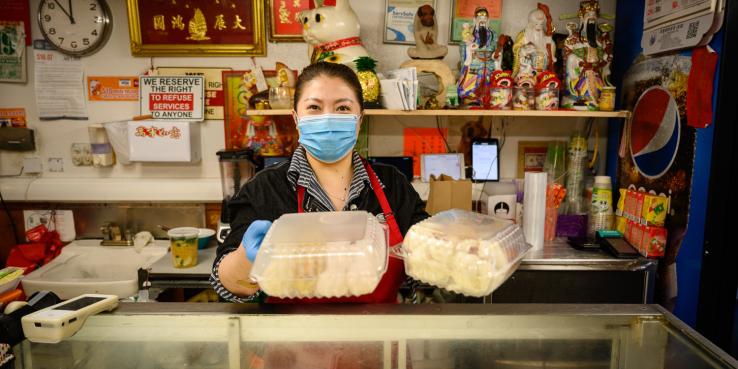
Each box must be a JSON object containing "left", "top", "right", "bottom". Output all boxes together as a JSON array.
[
  {"left": 513, "top": 87, "right": 535, "bottom": 110},
  {"left": 401, "top": 209, "right": 530, "bottom": 297},
  {"left": 490, "top": 71, "right": 513, "bottom": 110},
  {"left": 250, "top": 211, "right": 388, "bottom": 299},
  {"left": 168, "top": 227, "right": 199, "bottom": 268}
]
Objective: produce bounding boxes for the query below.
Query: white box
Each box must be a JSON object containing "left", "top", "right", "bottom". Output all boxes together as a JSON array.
[{"left": 127, "top": 120, "right": 201, "bottom": 162}]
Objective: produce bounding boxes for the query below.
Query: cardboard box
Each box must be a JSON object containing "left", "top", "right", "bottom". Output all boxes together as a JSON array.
[
  {"left": 642, "top": 194, "right": 669, "bottom": 226},
  {"left": 127, "top": 120, "right": 201, "bottom": 162},
  {"left": 614, "top": 215, "right": 627, "bottom": 234},
  {"left": 640, "top": 225, "right": 667, "bottom": 258},
  {"left": 425, "top": 175, "right": 472, "bottom": 215}
]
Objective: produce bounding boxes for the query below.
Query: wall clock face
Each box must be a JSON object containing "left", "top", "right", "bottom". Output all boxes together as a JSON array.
[{"left": 37, "top": 0, "right": 112, "bottom": 56}]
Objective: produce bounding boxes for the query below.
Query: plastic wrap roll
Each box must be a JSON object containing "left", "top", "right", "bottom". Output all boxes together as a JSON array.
[{"left": 523, "top": 172, "right": 547, "bottom": 249}]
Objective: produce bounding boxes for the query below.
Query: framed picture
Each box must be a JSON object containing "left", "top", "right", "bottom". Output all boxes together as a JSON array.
[
  {"left": 517, "top": 141, "right": 552, "bottom": 178},
  {"left": 222, "top": 70, "right": 298, "bottom": 156},
  {"left": 449, "top": 0, "right": 502, "bottom": 44},
  {"left": 268, "top": 0, "right": 309, "bottom": 42},
  {"left": 126, "top": 0, "right": 266, "bottom": 56},
  {"left": 384, "top": 0, "right": 435, "bottom": 45}
]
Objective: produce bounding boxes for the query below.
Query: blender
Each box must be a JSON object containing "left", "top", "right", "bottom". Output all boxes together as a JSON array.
[{"left": 216, "top": 149, "right": 258, "bottom": 244}]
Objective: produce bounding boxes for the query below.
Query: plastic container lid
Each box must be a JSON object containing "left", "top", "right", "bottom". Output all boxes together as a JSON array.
[
  {"left": 401, "top": 209, "right": 531, "bottom": 297},
  {"left": 595, "top": 176, "right": 611, "bottom": 185},
  {"left": 167, "top": 227, "right": 199, "bottom": 239},
  {"left": 250, "top": 211, "right": 388, "bottom": 299}
]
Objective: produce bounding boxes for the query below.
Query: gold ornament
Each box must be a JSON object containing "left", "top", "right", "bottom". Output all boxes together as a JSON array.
[{"left": 187, "top": 9, "right": 210, "bottom": 40}]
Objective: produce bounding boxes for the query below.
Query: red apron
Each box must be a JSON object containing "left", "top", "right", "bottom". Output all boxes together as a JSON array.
[{"left": 267, "top": 161, "right": 405, "bottom": 304}]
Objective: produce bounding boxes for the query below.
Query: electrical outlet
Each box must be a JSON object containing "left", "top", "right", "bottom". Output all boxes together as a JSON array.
[
  {"left": 23, "top": 157, "right": 42, "bottom": 174},
  {"left": 48, "top": 157, "right": 64, "bottom": 172}
]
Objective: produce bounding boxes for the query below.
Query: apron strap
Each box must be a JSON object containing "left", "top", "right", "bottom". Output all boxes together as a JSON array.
[
  {"left": 297, "top": 186, "right": 306, "bottom": 213},
  {"left": 362, "top": 159, "right": 404, "bottom": 246}
]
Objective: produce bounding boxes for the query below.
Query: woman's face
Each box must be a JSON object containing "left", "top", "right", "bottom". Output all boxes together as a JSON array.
[{"left": 294, "top": 75, "right": 362, "bottom": 118}]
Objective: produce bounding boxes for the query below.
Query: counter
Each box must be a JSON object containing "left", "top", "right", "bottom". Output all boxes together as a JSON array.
[
  {"left": 13, "top": 303, "right": 737, "bottom": 369},
  {"left": 148, "top": 239, "right": 656, "bottom": 304}
]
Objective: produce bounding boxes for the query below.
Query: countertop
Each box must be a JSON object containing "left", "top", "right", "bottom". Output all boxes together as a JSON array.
[{"left": 148, "top": 245, "right": 218, "bottom": 278}]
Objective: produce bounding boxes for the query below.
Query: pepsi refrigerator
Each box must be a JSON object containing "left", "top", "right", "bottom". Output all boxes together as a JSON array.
[{"left": 608, "top": 0, "right": 738, "bottom": 356}]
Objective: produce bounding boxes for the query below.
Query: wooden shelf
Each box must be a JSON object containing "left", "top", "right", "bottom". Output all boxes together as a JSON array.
[{"left": 245, "top": 109, "right": 630, "bottom": 119}]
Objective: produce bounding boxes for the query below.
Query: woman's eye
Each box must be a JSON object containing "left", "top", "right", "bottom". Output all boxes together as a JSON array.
[
  {"left": 306, "top": 104, "right": 321, "bottom": 110},
  {"left": 336, "top": 105, "right": 351, "bottom": 112}
]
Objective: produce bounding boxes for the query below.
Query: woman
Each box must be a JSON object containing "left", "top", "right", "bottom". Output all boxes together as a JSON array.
[{"left": 211, "top": 62, "right": 429, "bottom": 303}]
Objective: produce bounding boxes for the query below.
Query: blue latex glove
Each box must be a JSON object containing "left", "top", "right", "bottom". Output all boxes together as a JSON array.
[{"left": 242, "top": 220, "right": 272, "bottom": 263}]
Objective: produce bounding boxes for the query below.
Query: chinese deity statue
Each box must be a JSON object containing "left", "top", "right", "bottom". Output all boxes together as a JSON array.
[
  {"left": 401, "top": 4, "right": 455, "bottom": 108},
  {"left": 457, "top": 7, "right": 508, "bottom": 108},
  {"left": 560, "top": 0, "right": 614, "bottom": 110},
  {"left": 408, "top": 4, "right": 447, "bottom": 60},
  {"left": 512, "top": 3, "right": 556, "bottom": 88}
]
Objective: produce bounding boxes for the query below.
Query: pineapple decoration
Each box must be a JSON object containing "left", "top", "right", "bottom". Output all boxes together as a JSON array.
[
  {"left": 187, "top": 9, "right": 210, "bottom": 41},
  {"left": 355, "top": 57, "right": 381, "bottom": 108}
]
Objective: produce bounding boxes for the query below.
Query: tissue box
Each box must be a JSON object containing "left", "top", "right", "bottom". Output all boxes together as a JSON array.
[{"left": 127, "top": 120, "right": 201, "bottom": 162}]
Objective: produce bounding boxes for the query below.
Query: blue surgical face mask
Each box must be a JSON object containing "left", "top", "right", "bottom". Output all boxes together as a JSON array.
[{"left": 297, "top": 114, "right": 359, "bottom": 163}]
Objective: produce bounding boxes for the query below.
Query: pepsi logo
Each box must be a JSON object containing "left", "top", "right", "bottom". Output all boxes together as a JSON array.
[{"left": 629, "top": 86, "right": 681, "bottom": 179}]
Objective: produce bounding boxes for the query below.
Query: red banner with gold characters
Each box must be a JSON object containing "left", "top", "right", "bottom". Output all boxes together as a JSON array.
[
  {"left": 269, "top": 0, "right": 309, "bottom": 40},
  {"left": 134, "top": 0, "right": 255, "bottom": 45}
]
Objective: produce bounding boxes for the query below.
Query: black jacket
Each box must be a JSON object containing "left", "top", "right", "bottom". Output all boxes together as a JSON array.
[{"left": 215, "top": 160, "right": 429, "bottom": 263}]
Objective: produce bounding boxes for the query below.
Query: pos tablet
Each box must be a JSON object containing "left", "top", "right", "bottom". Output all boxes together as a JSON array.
[{"left": 471, "top": 139, "right": 500, "bottom": 182}]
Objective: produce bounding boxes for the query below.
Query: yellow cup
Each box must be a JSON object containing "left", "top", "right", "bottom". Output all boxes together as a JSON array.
[{"left": 168, "top": 227, "right": 199, "bottom": 268}]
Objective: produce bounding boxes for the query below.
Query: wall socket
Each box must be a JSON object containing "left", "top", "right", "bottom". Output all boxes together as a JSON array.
[
  {"left": 23, "top": 157, "right": 42, "bottom": 174},
  {"left": 48, "top": 157, "right": 64, "bottom": 172}
]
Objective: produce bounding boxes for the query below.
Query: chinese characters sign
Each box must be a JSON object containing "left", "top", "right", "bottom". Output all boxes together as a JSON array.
[
  {"left": 139, "top": 76, "right": 205, "bottom": 121},
  {"left": 127, "top": 0, "right": 266, "bottom": 56},
  {"left": 269, "top": 0, "right": 309, "bottom": 41}
]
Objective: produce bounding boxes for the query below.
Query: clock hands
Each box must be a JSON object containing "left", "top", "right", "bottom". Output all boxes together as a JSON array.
[
  {"left": 52, "top": 0, "right": 75, "bottom": 24},
  {"left": 68, "top": 0, "right": 76, "bottom": 24}
]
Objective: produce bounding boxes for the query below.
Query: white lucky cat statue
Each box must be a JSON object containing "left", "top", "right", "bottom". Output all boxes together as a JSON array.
[{"left": 298, "top": 0, "right": 370, "bottom": 70}]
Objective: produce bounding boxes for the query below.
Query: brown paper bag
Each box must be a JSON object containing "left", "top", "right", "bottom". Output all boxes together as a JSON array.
[{"left": 425, "top": 174, "right": 472, "bottom": 215}]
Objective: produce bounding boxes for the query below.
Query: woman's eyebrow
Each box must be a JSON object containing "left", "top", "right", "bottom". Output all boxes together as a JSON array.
[
  {"left": 335, "top": 98, "right": 354, "bottom": 104},
  {"left": 303, "top": 97, "right": 323, "bottom": 103}
]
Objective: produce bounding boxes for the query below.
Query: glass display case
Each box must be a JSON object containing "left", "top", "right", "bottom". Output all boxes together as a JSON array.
[{"left": 12, "top": 303, "right": 738, "bottom": 369}]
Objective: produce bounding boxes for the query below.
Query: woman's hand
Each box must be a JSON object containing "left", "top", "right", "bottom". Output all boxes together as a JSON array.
[
  {"left": 242, "top": 220, "right": 272, "bottom": 262},
  {"left": 218, "top": 220, "right": 272, "bottom": 298}
]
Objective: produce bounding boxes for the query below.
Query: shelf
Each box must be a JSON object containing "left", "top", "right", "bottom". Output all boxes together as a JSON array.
[
  {"left": 0, "top": 178, "right": 222, "bottom": 202},
  {"left": 245, "top": 109, "right": 630, "bottom": 119}
]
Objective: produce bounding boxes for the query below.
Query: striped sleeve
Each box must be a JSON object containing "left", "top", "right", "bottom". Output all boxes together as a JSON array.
[{"left": 210, "top": 252, "right": 259, "bottom": 303}]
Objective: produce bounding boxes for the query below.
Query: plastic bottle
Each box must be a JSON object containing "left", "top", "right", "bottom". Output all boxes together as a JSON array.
[
  {"left": 566, "top": 132, "right": 588, "bottom": 214},
  {"left": 588, "top": 175, "right": 614, "bottom": 238}
]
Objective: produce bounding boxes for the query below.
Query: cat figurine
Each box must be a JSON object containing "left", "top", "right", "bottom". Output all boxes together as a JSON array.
[{"left": 299, "top": 0, "right": 370, "bottom": 70}]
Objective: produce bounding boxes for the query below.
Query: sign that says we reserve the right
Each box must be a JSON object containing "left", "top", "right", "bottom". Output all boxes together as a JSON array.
[{"left": 139, "top": 76, "right": 205, "bottom": 121}]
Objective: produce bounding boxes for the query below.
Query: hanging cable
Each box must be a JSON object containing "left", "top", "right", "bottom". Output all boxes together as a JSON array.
[{"left": 0, "top": 188, "right": 20, "bottom": 244}]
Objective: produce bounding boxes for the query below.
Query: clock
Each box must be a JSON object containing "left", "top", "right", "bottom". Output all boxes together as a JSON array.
[{"left": 37, "top": 0, "right": 113, "bottom": 56}]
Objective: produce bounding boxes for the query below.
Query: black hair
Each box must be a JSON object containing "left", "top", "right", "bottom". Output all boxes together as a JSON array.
[{"left": 293, "top": 62, "right": 364, "bottom": 111}]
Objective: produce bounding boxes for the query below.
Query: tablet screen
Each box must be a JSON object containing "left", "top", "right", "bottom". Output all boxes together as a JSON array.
[
  {"left": 421, "top": 154, "right": 464, "bottom": 182},
  {"left": 472, "top": 141, "right": 499, "bottom": 181}
]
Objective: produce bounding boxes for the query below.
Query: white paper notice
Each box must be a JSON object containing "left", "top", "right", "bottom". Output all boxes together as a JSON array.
[{"left": 34, "top": 47, "right": 87, "bottom": 120}]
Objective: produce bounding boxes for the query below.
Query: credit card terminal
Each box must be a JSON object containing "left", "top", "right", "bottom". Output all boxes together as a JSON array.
[{"left": 21, "top": 294, "right": 118, "bottom": 343}]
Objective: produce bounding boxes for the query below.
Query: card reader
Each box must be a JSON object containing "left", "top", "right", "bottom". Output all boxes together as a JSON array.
[{"left": 21, "top": 294, "right": 118, "bottom": 343}]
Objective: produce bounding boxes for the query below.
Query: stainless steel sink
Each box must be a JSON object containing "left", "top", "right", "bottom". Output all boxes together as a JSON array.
[{"left": 22, "top": 240, "right": 168, "bottom": 299}]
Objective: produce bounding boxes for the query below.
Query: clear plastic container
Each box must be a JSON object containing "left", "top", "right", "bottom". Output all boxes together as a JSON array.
[
  {"left": 401, "top": 209, "right": 531, "bottom": 297},
  {"left": 168, "top": 227, "right": 199, "bottom": 268},
  {"left": 250, "top": 211, "right": 388, "bottom": 299}
]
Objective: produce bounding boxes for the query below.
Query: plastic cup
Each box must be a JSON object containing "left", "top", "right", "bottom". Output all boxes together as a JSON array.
[
  {"left": 513, "top": 87, "right": 535, "bottom": 110},
  {"left": 168, "top": 227, "right": 199, "bottom": 268},
  {"left": 536, "top": 87, "right": 559, "bottom": 110},
  {"left": 269, "top": 86, "right": 292, "bottom": 109}
]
